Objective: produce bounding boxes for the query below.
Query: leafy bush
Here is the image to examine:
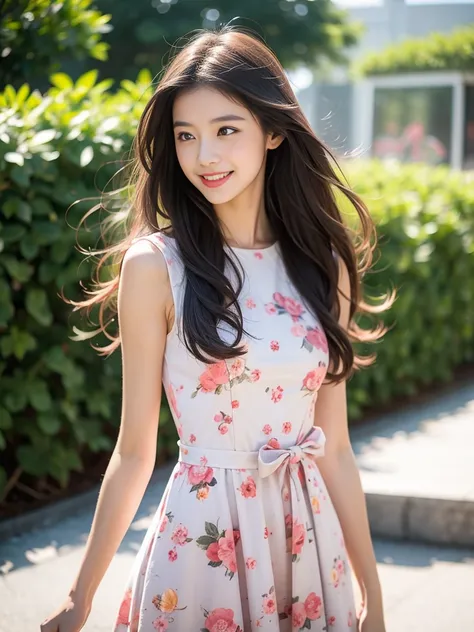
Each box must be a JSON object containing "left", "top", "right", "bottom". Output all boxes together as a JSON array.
[
  {"left": 345, "top": 160, "right": 474, "bottom": 418},
  {"left": 1, "top": 71, "right": 474, "bottom": 504},
  {"left": 89, "top": 0, "right": 362, "bottom": 82},
  {"left": 355, "top": 24, "right": 474, "bottom": 76},
  {"left": 0, "top": 70, "right": 180, "bottom": 503},
  {"left": 0, "top": 0, "right": 111, "bottom": 89}
]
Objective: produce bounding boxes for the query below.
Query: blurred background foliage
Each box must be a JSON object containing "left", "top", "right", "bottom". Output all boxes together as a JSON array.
[
  {"left": 0, "top": 0, "right": 364, "bottom": 511},
  {"left": 355, "top": 23, "right": 474, "bottom": 76},
  {"left": 0, "top": 0, "right": 112, "bottom": 90},
  {"left": 1, "top": 0, "right": 473, "bottom": 514},
  {"left": 84, "top": 0, "right": 362, "bottom": 82}
]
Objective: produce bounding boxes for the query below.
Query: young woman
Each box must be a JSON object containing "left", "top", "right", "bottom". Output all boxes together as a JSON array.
[{"left": 41, "top": 26, "right": 393, "bottom": 632}]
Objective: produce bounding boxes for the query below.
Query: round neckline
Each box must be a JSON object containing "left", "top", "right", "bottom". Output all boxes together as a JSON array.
[
  {"left": 159, "top": 232, "right": 278, "bottom": 254},
  {"left": 225, "top": 241, "right": 278, "bottom": 253}
]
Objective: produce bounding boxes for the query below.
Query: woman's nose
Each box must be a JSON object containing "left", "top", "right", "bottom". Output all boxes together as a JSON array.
[{"left": 198, "top": 141, "right": 220, "bottom": 165}]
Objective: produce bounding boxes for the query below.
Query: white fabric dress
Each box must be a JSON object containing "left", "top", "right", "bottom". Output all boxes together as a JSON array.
[{"left": 113, "top": 232, "right": 356, "bottom": 632}]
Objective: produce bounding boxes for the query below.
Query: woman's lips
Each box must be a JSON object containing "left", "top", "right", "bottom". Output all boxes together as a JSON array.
[{"left": 199, "top": 171, "right": 233, "bottom": 188}]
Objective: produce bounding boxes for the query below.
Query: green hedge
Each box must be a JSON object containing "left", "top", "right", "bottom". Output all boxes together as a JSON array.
[
  {"left": 355, "top": 24, "right": 474, "bottom": 76},
  {"left": 0, "top": 70, "right": 180, "bottom": 502},
  {"left": 1, "top": 72, "right": 474, "bottom": 501},
  {"left": 345, "top": 160, "right": 474, "bottom": 417},
  {"left": 1, "top": 0, "right": 111, "bottom": 90}
]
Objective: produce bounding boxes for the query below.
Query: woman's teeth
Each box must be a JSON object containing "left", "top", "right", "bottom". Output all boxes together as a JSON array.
[{"left": 202, "top": 172, "right": 232, "bottom": 181}]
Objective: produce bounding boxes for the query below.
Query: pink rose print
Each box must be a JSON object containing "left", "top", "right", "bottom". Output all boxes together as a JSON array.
[
  {"left": 152, "top": 616, "right": 169, "bottom": 631},
  {"left": 250, "top": 369, "right": 261, "bottom": 382},
  {"left": 171, "top": 523, "right": 193, "bottom": 547},
  {"left": 159, "top": 513, "right": 169, "bottom": 533},
  {"left": 246, "top": 298, "right": 256, "bottom": 309},
  {"left": 254, "top": 251, "right": 263, "bottom": 259},
  {"left": 304, "top": 326, "right": 329, "bottom": 354},
  {"left": 195, "top": 361, "right": 229, "bottom": 395},
  {"left": 262, "top": 595, "right": 276, "bottom": 614},
  {"left": 187, "top": 463, "right": 214, "bottom": 486},
  {"left": 206, "top": 542, "right": 220, "bottom": 563},
  {"left": 246, "top": 557, "right": 257, "bottom": 570},
  {"left": 264, "top": 526, "right": 271, "bottom": 539},
  {"left": 189, "top": 434, "right": 196, "bottom": 443},
  {"left": 197, "top": 523, "right": 240, "bottom": 580},
  {"left": 304, "top": 593, "right": 322, "bottom": 620},
  {"left": 292, "top": 518, "right": 306, "bottom": 559},
  {"left": 193, "top": 356, "right": 258, "bottom": 396},
  {"left": 214, "top": 411, "right": 233, "bottom": 435},
  {"left": 217, "top": 529, "right": 238, "bottom": 574},
  {"left": 270, "top": 385, "right": 284, "bottom": 403},
  {"left": 264, "top": 303, "right": 277, "bottom": 315},
  {"left": 328, "top": 616, "right": 337, "bottom": 626},
  {"left": 187, "top": 459, "right": 217, "bottom": 499},
  {"left": 239, "top": 476, "right": 257, "bottom": 498},
  {"left": 282, "top": 421, "right": 292, "bottom": 434},
  {"left": 166, "top": 383, "right": 181, "bottom": 419},
  {"left": 231, "top": 399, "right": 239, "bottom": 409},
  {"left": 262, "top": 424, "right": 272, "bottom": 435},
  {"left": 203, "top": 607, "right": 239, "bottom": 632},
  {"left": 270, "top": 340, "right": 280, "bottom": 351},
  {"left": 348, "top": 611, "right": 354, "bottom": 627},
  {"left": 168, "top": 548, "right": 177, "bottom": 562},
  {"left": 116, "top": 588, "right": 132, "bottom": 626},
  {"left": 291, "top": 323, "right": 307, "bottom": 337},
  {"left": 301, "top": 362, "right": 327, "bottom": 395},
  {"left": 272, "top": 292, "right": 305, "bottom": 321},
  {"left": 292, "top": 601, "right": 307, "bottom": 629}
]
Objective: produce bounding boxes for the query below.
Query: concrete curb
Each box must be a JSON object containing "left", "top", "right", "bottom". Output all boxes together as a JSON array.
[
  {"left": 366, "top": 492, "right": 474, "bottom": 547},
  {"left": 0, "top": 485, "right": 100, "bottom": 542},
  {"left": 2, "top": 474, "right": 474, "bottom": 548},
  {"left": 0, "top": 467, "right": 172, "bottom": 543}
]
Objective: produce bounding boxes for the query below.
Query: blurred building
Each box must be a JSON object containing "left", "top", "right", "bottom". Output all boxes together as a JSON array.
[{"left": 300, "top": 0, "right": 474, "bottom": 168}]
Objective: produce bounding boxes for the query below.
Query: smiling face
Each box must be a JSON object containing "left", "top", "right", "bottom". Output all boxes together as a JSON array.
[{"left": 172, "top": 86, "right": 281, "bottom": 206}]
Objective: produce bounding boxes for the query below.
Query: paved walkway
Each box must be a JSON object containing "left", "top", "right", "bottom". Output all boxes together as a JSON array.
[
  {"left": 351, "top": 382, "right": 474, "bottom": 545},
  {"left": 1, "top": 475, "right": 473, "bottom": 631}
]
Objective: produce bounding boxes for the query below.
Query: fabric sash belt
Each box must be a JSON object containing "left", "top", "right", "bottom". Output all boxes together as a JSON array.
[{"left": 177, "top": 425, "right": 326, "bottom": 480}]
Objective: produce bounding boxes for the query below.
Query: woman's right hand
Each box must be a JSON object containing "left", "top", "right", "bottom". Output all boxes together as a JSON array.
[{"left": 40, "top": 595, "right": 92, "bottom": 632}]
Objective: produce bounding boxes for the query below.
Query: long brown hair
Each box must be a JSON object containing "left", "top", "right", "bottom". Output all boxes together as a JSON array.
[{"left": 68, "top": 26, "right": 395, "bottom": 384}]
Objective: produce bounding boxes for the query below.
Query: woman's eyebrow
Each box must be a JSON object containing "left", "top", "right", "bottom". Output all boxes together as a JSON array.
[{"left": 173, "top": 114, "right": 246, "bottom": 128}]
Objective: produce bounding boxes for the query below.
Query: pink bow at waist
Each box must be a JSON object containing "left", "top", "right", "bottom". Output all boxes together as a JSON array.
[{"left": 177, "top": 426, "right": 326, "bottom": 476}]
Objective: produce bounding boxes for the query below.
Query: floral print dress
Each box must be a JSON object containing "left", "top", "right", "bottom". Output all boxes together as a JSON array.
[{"left": 114, "top": 232, "right": 356, "bottom": 632}]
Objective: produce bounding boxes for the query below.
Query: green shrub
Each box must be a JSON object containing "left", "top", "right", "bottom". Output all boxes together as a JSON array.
[
  {"left": 1, "top": 71, "right": 474, "bottom": 501},
  {"left": 0, "top": 0, "right": 111, "bottom": 89},
  {"left": 355, "top": 24, "right": 474, "bottom": 76},
  {"left": 0, "top": 70, "right": 178, "bottom": 501},
  {"left": 345, "top": 160, "right": 474, "bottom": 418}
]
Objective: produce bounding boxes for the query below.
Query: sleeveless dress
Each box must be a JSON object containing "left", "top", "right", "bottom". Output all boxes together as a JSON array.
[{"left": 114, "top": 232, "right": 356, "bottom": 632}]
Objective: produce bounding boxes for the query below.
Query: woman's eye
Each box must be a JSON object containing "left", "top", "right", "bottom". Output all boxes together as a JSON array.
[
  {"left": 218, "top": 127, "right": 237, "bottom": 136},
  {"left": 177, "top": 132, "right": 194, "bottom": 141}
]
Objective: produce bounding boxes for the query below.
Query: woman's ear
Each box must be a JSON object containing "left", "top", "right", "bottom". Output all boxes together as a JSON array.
[{"left": 266, "top": 132, "right": 284, "bottom": 151}]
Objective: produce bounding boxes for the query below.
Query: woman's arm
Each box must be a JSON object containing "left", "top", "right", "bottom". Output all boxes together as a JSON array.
[
  {"left": 67, "top": 238, "right": 171, "bottom": 605},
  {"left": 314, "top": 258, "right": 385, "bottom": 624}
]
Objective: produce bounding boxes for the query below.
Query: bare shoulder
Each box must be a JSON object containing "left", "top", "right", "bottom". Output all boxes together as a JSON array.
[
  {"left": 119, "top": 237, "right": 173, "bottom": 321},
  {"left": 123, "top": 237, "right": 169, "bottom": 276}
]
